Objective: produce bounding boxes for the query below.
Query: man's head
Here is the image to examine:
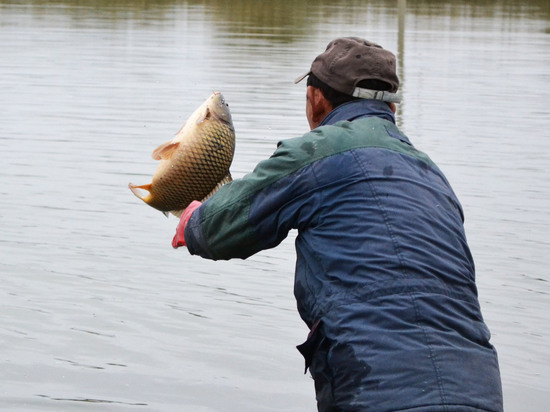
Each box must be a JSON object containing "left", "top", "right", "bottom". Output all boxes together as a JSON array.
[{"left": 295, "top": 37, "right": 400, "bottom": 129}]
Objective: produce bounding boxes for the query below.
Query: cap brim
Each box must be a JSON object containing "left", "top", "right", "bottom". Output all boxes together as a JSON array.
[{"left": 294, "top": 71, "right": 311, "bottom": 84}]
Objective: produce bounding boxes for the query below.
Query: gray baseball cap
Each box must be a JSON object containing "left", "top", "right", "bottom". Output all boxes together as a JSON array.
[{"left": 295, "top": 37, "right": 401, "bottom": 103}]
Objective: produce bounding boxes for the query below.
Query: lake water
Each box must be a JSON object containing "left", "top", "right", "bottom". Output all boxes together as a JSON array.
[{"left": 1, "top": 1, "right": 549, "bottom": 411}]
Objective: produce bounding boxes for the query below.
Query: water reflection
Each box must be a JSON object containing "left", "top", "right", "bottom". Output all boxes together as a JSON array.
[
  {"left": 12, "top": 0, "right": 550, "bottom": 24},
  {"left": 1, "top": 0, "right": 550, "bottom": 411}
]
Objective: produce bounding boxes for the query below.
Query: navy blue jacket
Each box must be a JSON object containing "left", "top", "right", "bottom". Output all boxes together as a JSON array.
[{"left": 185, "top": 100, "right": 503, "bottom": 411}]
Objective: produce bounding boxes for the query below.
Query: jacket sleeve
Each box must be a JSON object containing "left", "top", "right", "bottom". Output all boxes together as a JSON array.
[{"left": 183, "top": 135, "right": 322, "bottom": 260}]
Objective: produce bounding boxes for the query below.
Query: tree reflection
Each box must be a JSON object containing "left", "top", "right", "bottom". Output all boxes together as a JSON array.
[{"left": 10, "top": 0, "right": 550, "bottom": 35}]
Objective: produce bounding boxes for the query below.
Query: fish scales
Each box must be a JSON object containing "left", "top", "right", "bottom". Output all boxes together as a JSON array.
[
  {"left": 129, "top": 92, "right": 235, "bottom": 217},
  {"left": 155, "top": 123, "right": 234, "bottom": 210}
]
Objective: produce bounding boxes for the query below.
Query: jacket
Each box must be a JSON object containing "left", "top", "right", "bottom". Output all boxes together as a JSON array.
[{"left": 184, "top": 100, "right": 503, "bottom": 411}]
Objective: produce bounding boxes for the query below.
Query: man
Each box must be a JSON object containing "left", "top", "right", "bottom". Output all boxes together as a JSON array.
[{"left": 173, "top": 37, "right": 503, "bottom": 411}]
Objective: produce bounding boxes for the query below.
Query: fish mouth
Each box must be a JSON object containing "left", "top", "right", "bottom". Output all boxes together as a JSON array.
[{"left": 208, "top": 92, "right": 234, "bottom": 128}]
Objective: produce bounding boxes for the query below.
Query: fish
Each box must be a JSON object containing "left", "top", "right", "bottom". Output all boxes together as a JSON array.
[{"left": 128, "top": 92, "right": 235, "bottom": 217}]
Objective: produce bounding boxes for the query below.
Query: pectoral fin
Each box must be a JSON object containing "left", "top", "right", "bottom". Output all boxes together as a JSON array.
[
  {"left": 152, "top": 141, "right": 180, "bottom": 160},
  {"left": 196, "top": 107, "right": 211, "bottom": 125}
]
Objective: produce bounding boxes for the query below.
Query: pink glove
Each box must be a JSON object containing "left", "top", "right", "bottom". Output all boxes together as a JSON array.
[{"left": 172, "top": 200, "right": 202, "bottom": 249}]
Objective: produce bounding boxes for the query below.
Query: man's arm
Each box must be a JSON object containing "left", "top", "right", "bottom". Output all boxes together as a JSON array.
[{"left": 177, "top": 136, "right": 320, "bottom": 260}]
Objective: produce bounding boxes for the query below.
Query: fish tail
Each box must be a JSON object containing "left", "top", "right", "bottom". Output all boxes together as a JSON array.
[{"left": 128, "top": 183, "right": 152, "bottom": 201}]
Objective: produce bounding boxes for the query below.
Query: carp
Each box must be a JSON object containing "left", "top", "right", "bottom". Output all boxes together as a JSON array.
[{"left": 129, "top": 92, "right": 235, "bottom": 217}]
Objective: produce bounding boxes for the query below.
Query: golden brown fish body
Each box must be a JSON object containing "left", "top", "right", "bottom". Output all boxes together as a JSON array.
[{"left": 129, "top": 92, "right": 235, "bottom": 217}]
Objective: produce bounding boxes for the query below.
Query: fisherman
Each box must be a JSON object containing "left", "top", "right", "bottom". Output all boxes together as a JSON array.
[{"left": 172, "top": 37, "right": 503, "bottom": 412}]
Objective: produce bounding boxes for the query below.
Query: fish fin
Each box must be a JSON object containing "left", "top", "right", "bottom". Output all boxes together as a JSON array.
[
  {"left": 171, "top": 209, "right": 184, "bottom": 218},
  {"left": 196, "top": 107, "right": 210, "bottom": 124},
  {"left": 128, "top": 182, "right": 152, "bottom": 200},
  {"left": 200, "top": 173, "right": 233, "bottom": 202},
  {"left": 219, "top": 172, "right": 233, "bottom": 185},
  {"left": 152, "top": 141, "right": 180, "bottom": 160}
]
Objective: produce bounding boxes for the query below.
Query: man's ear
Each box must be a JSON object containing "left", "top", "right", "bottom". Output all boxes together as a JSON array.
[{"left": 307, "top": 86, "right": 333, "bottom": 128}]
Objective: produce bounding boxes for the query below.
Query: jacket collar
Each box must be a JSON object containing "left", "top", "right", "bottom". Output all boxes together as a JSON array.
[{"left": 319, "top": 99, "right": 396, "bottom": 127}]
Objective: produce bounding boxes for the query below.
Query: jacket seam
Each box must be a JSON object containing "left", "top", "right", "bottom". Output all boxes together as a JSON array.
[
  {"left": 350, "top": 146, "right": 448, "bottom": 405},
  {"left": 392, "top": 404, "right": 499, "bottom": 412},
  {"left": 300, "top": 165, "right": 328, "bottom": 319},
  {"left": 349, "top": 148, "right": 410, "bottom": 280},
  {"left": 410, "top": 290, "right": 448, "bottom": 406}
]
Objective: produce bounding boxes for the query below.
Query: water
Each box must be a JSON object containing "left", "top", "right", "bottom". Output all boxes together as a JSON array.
[{"left": 1, "top": 1, "right": 549, "bottom": 410}]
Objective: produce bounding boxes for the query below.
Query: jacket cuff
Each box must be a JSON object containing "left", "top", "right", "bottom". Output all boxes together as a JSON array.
[{"left": 184, "top": 206, "right": 216, "bottom": 260}]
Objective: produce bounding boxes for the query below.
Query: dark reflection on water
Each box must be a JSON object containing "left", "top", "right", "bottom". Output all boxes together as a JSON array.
[
  {"left": 1, "top": 0, "right": 549, "bottom": 411},
  {"left": 11, "top": 0, "right": 550, "bottom": 24}
]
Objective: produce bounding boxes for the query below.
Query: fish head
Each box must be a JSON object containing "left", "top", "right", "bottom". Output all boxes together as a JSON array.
[
  {"left": 205, "top": 91, "right": 233, "bottom": 128},
  {"left": 172, "top": 92, "right": 234, "bottom": 143}
]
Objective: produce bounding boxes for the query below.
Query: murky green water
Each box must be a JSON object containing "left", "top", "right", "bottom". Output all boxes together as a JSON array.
[{"left": 1, "top": 1, "right": 549, "bottom": 410}]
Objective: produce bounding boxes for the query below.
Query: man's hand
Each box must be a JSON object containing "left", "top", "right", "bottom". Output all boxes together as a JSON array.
[{"left": 172, "top": 200, "right": 202, "bottom": 249}]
